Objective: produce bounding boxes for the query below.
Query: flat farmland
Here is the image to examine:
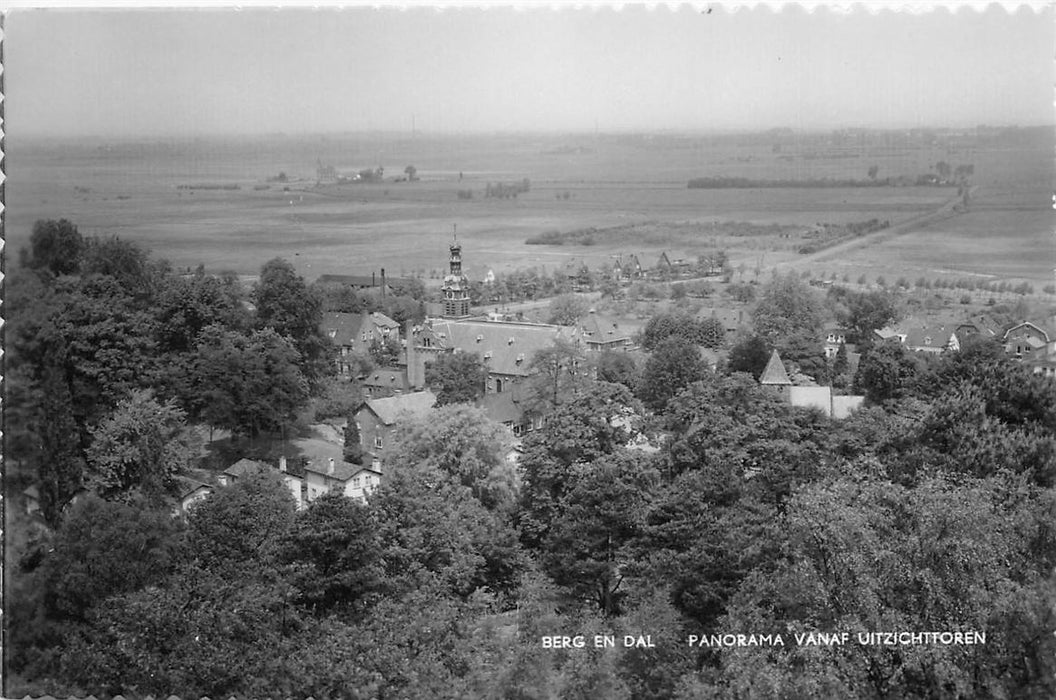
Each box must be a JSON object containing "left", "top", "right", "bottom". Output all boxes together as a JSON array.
[{"left": 6, "top": 132, "right": 1052, "bottom": 285}]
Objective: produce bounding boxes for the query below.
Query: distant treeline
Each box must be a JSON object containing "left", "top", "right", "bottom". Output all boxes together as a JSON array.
[
  {"left": 687, "top": 176, "right": 954, "bottom": 189},
  {"left": 485, "top": 179, "right": 530, "bottom": 199},
  {"left": 177, "top": 183, "right": 241, "bottom": 191}
]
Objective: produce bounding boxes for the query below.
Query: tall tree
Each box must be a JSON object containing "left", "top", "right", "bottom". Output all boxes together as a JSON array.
[
  {"left": 523, "top": 337, "right": 589, "bottom": 415},
  {"left": 253, "top": 258, "right": 330, "bottom": 388},
  {"left": 547, "top": 294, "right": 589, "bottom": 325},
  {"left": 637, "top": 336, "right": 708, "bottom": 412},
  {"left": 425, "top": 352, "right": 489, "bottom": 406},
  {"left": 21, "top": 218, "right": 84, "bottom": 277},
  {"left": 185, "top": 326, "right": 309, "bottom": 438},
  {"left": 726, "top": 333, "right": 771, "bottom": 379},
  {"left": 84, "top": 389, "right": 194, "bottom": 503},
  {"left": 841, "top": 289, "right": 899, "bottom": 346},
  {"left": 541, "top": 451, "right": 660, "bottom": 615},
  {"left": 385, "top": 403, "right": 516, "bottom": 510},
  {"left": 279, "top": 493, "right": 385, "bottom": 615},
  {"left": 36, "top": 349, "right": 87, "bottom": 527},
  {"left": 38, "top": 495, "right": 183, "bottom": 623},
  {"left": 751, "top": 272, "right": 825, "bottom": 347},
  {"left": 187, "top": 470, "right": 297, "bottom": 573},
  {"left": 343, "top": 413, "right": 365, "bottom": 465}
]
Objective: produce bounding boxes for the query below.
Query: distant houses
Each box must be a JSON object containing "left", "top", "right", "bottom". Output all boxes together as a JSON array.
[{"left": 872, "top": 313, "right": 1056, "bottom": 379}]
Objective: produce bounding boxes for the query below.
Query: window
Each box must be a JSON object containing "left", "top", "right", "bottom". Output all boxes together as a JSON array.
[
  {"left": 374, "top": 435, "right": 383, "bottom": 449},
  {"left": 495, "top": 378, "right": 503, "bottom": 393}
]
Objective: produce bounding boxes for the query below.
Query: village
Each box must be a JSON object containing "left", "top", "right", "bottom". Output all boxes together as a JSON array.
[{"left": 22, "top": 232, "right": 1052, "bottom": 524}]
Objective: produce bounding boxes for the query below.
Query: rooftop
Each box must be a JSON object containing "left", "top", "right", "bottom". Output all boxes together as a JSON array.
[
  {"left": 363, "top": 390, "right": 437, "bottom": 425},
  {"left": 760, "top": 350, "right": 792, "bottom": 386},
  {"left": 422, "top": 319, "right": 578, "bottom": 377}
]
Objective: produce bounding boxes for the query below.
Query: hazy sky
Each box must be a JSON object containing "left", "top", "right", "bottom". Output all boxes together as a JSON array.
[{"left": 6, "top": 4, "right": 1053, "bottom": 136}]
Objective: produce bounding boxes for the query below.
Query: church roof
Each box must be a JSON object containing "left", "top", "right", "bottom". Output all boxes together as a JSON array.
[
  {"left": 423, "top": 320, "right": 578, "bottom": 377},
  {"left": 759, "top": 350, "right": 792, "bottom": 385}
]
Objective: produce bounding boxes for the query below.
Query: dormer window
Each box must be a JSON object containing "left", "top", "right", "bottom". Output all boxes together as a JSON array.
[{"left": 476, "top": 334, "right": 484, "bottom": 342}]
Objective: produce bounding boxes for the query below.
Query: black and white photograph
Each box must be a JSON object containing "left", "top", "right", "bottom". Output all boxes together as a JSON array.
[{"left": 3, "top": 2, "right": 1055, "bottom": 698}]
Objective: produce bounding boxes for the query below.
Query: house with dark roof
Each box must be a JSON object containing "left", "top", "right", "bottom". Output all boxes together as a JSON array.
[
  {"left": 321, "top": 311, "right": 401, "bottom": 376},
  {"left": 651, "top": 252, "right": 673, "bottom": 278},
  {"left": 174, "top": 476, "right": 214, "bottom": 517},
  {"left": 578, "top": 312, "right": 633, "bottom": 352},
  {"left": 477, "top": 389, "right": 543, "bottom": 438},
  {"left": 304, "top": 457, "right": 382, "bottom": 504},
  {"left": 613, "top": 253, "right": 643, "bottom": 281},
  {"left": 354, "top": 390, "right": 437, "bottom": 466},
  {"left": 219, "top": 456, "right": 305, "bottom": 509},
  {"left": 362, "top": 366, "right": 411, "bottom": 398},
  {"left": 956, "top": 314, "right": 1001, "bottom": 343},
  {"left": 874, "top": 319, "right": 960, "bottom": 354}
]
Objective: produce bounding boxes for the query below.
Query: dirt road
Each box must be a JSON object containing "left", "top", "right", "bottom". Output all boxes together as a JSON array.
[{"left": 775, "top": 187, "right": 972, "bottom": 271}]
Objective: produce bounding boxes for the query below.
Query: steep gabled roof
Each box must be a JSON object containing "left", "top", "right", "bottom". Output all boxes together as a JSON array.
[
  {"left": 579, "top": 313, "right": 632, "bottom": 344},
  {"left": 759, "top": 350, "right": 792, "bottom": 386},
  {"left": 321, "top": 311, "right": 366, "bottom": 346},
  {"left": 363, "top": 390, "right": 437, "bottom": 425},
  {"left": 223, "top": 458, "right": 270, "bottom": 478},
  {"left": 903, "top": 324, "right": 958, "bottom": 350}
]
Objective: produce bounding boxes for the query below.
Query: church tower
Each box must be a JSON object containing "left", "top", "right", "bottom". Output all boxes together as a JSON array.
[{"left": 441, "top": 237, "right": 471, "bottom": 318}]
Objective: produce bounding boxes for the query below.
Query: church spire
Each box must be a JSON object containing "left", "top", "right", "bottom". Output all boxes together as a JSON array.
[{"left": 441, "top": 228, "right": 470, "bottom": 318}]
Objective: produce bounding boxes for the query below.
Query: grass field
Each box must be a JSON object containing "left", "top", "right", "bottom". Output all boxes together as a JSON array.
[{"left": 6, "top": 131, "right": 1053, "bottom": 287}]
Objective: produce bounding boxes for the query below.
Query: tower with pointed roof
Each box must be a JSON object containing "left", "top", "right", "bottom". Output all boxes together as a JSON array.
[
  {"left": 441, "top": 237, "right": 471, "bottom": 318},
  {"left": 759, "top": 349, "right": 792, "bottom": 401}
]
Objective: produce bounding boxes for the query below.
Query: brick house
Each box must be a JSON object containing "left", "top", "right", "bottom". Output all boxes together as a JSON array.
[{"left": 354, "top": 390, "right": 437, "bottom": 466}]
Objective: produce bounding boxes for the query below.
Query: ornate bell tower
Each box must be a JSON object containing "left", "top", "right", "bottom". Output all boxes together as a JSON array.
[{"left": 441, "top": 233, "right": 471, "bottom": 318}]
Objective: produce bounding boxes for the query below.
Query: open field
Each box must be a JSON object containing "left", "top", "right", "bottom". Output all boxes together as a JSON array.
[{"left": 7, "top": 130, "right": 1053, "bottom": 287}]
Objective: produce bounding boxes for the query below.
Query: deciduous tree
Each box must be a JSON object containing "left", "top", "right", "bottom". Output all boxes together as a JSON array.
[
  {"left": 85, "top": 389, "right": 194, "bottom": 502},
  {"left": 425, "top": 351, "right": 489, "bottom": 406},
  {"left": 637, "top": 337, "right": 708, "bottom": 412}
]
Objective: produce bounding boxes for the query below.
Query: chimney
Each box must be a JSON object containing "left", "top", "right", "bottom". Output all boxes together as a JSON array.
[
  {"left": 381, "top": 268, "right": 387, "bottom": 298},
  {"left": 328, "top": 457, "right": 335, "bottom": 475},
  {"left": 279, "top": 455, "right": 287, "bottom": 473}
]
